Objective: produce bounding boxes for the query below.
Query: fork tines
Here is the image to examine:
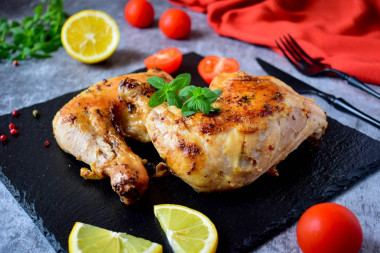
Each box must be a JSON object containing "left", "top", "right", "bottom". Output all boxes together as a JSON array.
[{"left": 275, "top": 34, "right": 314, "bottom": 71}]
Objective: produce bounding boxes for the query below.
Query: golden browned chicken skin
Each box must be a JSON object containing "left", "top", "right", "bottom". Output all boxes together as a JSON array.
[
  {"left": 52, "top": 69, "right": 172, "bottom": 204},
  {"left": 119, "top": 71, "right": 327, "bottom": 192}
]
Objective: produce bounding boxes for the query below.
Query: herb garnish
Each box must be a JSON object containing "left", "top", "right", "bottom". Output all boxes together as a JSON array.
[
  {"left": 148, "top": 73, "right": 190, "bottom": 109},
  {"left": 147, "top": 73, "right": 222, "bottom": 117},
  {"left": 180, "top": 86, "right": 222, "bottom": 116},
  {"left": 0, "top": 0, "right": 66, "bottom": 61}
]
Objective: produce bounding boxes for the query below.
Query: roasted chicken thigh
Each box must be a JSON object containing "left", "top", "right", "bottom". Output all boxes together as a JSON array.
[{"left": 119, "top": 71, "right": 327, "bottom": 192}]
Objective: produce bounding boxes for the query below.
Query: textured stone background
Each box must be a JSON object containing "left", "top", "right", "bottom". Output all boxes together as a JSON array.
[{"left": 0, "top": 0, "right": 379, "bottom": 252}]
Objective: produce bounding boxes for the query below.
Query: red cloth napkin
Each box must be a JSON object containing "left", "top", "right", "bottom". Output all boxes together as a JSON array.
[{"left": 169, "top": 0, "right": 380, "bottom": 85}]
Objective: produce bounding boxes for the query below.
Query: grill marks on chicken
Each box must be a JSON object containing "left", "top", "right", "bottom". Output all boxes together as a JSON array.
[
  {"left": 120, "top": 71, "right": 327, "bottom": 192},
  {"left": 52, "top": 69, "right": 172, "bottom": 204}
]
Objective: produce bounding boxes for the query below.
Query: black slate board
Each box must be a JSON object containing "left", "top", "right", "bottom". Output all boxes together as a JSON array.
[{"left": 1, "top": 53, "right": 380, "bottom": 253}]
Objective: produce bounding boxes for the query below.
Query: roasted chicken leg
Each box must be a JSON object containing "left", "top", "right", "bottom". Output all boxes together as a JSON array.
[{"left": 52, "top": 69, "right": 172, "bottom": 204}]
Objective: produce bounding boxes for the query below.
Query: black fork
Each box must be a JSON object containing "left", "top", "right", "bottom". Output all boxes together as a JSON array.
[{"left": 276, "top": 34, "right": 380, "bottom": 100}]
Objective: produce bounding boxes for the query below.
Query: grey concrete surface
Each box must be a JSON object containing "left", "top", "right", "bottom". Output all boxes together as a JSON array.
[{"left": 0, "top": 0, "right": 379, "bottom": 252}]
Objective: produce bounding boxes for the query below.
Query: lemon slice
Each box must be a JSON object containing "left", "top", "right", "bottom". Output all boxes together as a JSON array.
[
  {"left": 61, "top": 10, "right": 120, "bottom": 64},
  {"left": 68, "top": 222, "right": 162, "bottom": 253},
  {"left": 154, "top": 204, "right": 218, "bottom": 253}
]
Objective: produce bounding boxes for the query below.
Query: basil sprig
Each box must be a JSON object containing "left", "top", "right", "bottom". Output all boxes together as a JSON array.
[
  {"left": 147, "top": 73, "right": 222, "bottom": 117},
  {"left": 148, "top": 73, "right": 190, "bottom": 108},
  {"left": 179, "top": 86, "right": 222, "bottom": 116}
]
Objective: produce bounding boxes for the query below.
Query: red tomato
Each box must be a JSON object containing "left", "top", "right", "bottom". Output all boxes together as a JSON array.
[
  {"left": 296, "top": 203, "right": 363, "bottom": 253},
  {"left": 144, "top": 48, "right": 182, "bottom": 74},
  {"left": 159, "top": 9, "right": 191, "bottom": 39},
  {"left": 198, "top": 56, "right": 239, "bottom": 84},
  {"left": 124, "top": 0, "right": 154, "bottom": 28}
]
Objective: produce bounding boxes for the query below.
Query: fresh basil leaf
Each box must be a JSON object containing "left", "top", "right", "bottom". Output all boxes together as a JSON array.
[
  {"left": 13, "top": 53, "right": 26, "bottom": 60},
  {"left": 192, "top": 87, "right": 204, "bottom": 98},
  {"left": 210, "top": 106, "right": 220, "bottom": 111},
  {"left": 195, "top": 98, "right": 210, "bottom": 114},
  {"left": 181, "top": 109, "right": 197, "bottom": 117},
  {"left": 0, "top": 49, "right": 10, "bottom": 59},
  {"left": 34, "top": 5, "right": 44, "bottom": 16},
  {"left": 183, "top": 96, "right": 197, "bottom": 111},
  {"left": 148, "top": 89, "right": 167, "bottom": 108},
  {"left": 50, "top": 0, "right": 63, "bottom": 12},
  {"left": 33, "top": 42, "right": 57, "bottom": 53},
  {"left": 203, "top": 88, "right": 222, "bottom": 103},
  {"left": 10, "top": 21, "right": 20, "bottom": 28},
  {"left": 178, "top": 85, "right": 196, "bottom": 98},
  {"left": 0, "top": 19, "right": 9, "bottom": 38},
  {"left": 166, "top": 91, "right": 183, "bottom": 108},
  {"left": 177, "top": 73, "right": 191, "bottom": 86},
  {"left": 213, "top": 89, "right": 222, "bottom": 96},
  {"left": 169, "top": 73, "right": 191, "bottom": 91},
  {"left": 1, "top": 42, "right": 15, "bottom": 49},
  {"left": 29, "top": 52, "right": 51, "bottom": 58},
  {"left": 22, "top": 47, "right": 31, "bottom": 55},
  {"left": 181, "top": 102, "right": 196, "bottom": 117},
  {"left": 13, "top": 33, "right": 27, "bottom": 45},
  {"left": 31, "top": 24, "right": 44, "bottom": 36},
  {"left": 203, "top": 88, "right": 218, "bottom": 101},
  {"left": 48, "top": 39, "right": 61, "bottom": 48},
  {"left": 10, "top": 27, "right": 25, "bottom": 35},
  {"left": 203, "top": 88, "right": 222, "bottom": 97},
  {"left": 22, "top": 17, "right": 34, "bottom": 29},
  {"left": 0, "top": 18, "right": 8, "bottom": 27},
  {"left": 22, "top": 17, "right": 32, "bottom": 25},
  {"left": 147, "top": 76, "right": 167, "bottom": 90}
]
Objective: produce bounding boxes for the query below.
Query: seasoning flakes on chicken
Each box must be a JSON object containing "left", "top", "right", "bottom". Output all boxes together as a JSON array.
[{"left": 119, "top": 71, "right": 327, "bottom": 192}]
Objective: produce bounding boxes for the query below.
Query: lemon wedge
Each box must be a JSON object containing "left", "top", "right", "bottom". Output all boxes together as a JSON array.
[
  {"left": 68, "top": 222, "right": 162, "bottom": 253},
  {"left": 154, "top": 204, "right": 218, "bottom": 253},
  {"left": 61, "top": 10, "right": 120, "bottom": 64}
]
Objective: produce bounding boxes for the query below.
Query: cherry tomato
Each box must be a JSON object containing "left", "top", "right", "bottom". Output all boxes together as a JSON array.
[
  {"left": 144, "top": 48, "right": 182, "bottom": 74},
  {"left": 198, "top": 56, "right": 239, "bottom": 84},
  {"left": 124, "top": 0, "right": 154, "bottom": 28},
  {"left": 296, "top": 203, "right": 363, "bottom": 253},
  {"left": 159, "top": 9, "right": 191, "bottom": 39}
]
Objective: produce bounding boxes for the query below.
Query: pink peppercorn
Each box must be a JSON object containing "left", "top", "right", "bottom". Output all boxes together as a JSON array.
[
  {"left": 9, "top": 123, "right": 16, "bottom": 129},
  {"left": 44, "top": 140, "right": 50, "bottom": 147},
  {"left": 10, "top": 129, "right": 18, "bottom": 135},
  {"left": 12, "top": 110, "right": 19, "bottom": 117},
  {"left": 0, "top": 135, "right": 7, "bottom": 142}
]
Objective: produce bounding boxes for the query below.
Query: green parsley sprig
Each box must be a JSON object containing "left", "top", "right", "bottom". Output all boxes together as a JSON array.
[
  {"left": 147, "top": 73, "right": 222, "bottom": 117},
  {"left": 0, "top": 0, "right": 66, "bottom": 61}
]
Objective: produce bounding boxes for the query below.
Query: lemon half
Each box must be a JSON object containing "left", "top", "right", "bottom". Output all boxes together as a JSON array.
[
  {"left": 61, "top": 10, "right": 120, "bottom": 64},
  {"left": 68, "top": 222, "right": 162, "bottom": 253},
  {"left": 154, "top": 204, "right": 218, "bottom": 253}
]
